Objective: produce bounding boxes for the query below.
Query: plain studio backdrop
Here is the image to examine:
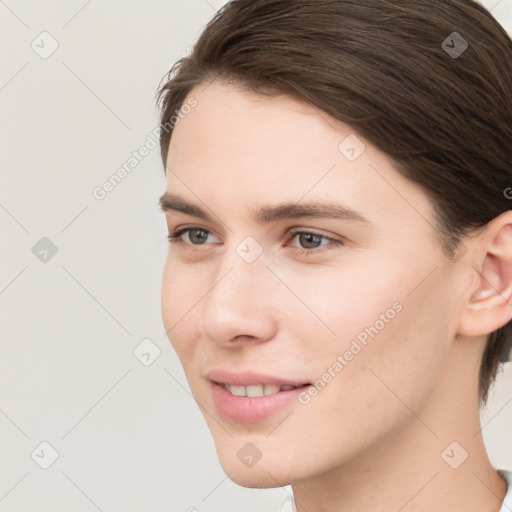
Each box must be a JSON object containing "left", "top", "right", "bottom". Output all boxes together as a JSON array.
[{"left": 1, "top": 1, "right": 511, "bottom": 511}]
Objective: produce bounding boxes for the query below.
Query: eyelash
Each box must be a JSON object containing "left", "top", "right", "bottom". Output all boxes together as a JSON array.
[{"left": 166, "top": 227, "right": 343, "bottom": 256}]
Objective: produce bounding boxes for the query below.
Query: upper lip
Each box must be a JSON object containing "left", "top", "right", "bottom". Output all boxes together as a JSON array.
[{"left": 207, "top": 369, "right": 311, "bottom": 387}]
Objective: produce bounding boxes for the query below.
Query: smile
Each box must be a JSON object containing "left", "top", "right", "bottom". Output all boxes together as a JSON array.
[{"left": 222, "top": 383, "right": 306, "bottom": 397}]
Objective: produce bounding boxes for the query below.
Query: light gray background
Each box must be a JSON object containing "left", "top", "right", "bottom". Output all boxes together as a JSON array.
[{"left": 1, "top": 1, "right": 511, "bottom": 511}]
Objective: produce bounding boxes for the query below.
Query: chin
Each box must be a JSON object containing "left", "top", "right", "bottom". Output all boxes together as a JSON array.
[
  {"left": 214, "top": 445, "right": 301, "bottom": 489},
  {"left": 224, "top": 465, "right": 292, "bottom": 489},
  {"left": 208, "top": 433, "right": 292, "bottom": 487}
]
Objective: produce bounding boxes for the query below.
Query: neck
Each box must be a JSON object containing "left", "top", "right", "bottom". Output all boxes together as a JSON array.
[{"left": 291, "top": 341, "right": 507, "bottom": 512}]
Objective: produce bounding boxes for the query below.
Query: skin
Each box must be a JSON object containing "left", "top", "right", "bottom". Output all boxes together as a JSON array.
[{"left": 160, "top": 79, "right": 511, "bottom": 512}]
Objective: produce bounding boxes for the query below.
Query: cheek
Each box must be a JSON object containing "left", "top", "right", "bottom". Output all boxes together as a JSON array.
[
  {"left": 161, "top": 255, "right": 204, "bottom": 360},
  {"left": 283, "top": 253, "right": 453, "bottom": 402},
  {"left": 274, "top": 256, "right": 407, "bottom": 351}
]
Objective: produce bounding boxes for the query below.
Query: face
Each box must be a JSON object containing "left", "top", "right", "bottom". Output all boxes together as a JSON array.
[{"left": 160, "top": 80, "right": 467, "bottom": 487}]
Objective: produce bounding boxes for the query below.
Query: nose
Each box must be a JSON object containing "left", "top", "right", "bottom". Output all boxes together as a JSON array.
[{"left": 198, "top": 243, "right": 278, "bottom": 347}]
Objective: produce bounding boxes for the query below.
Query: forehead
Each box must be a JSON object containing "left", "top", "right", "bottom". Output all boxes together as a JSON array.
[
  {"left": 164, "top": 80, "right": 436, "bottom": 235},
  {"left": 168, "top": 79, "right": 344, "bottom": 167}
]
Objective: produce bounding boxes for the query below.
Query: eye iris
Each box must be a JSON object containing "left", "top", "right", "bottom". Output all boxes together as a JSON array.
[
  {"left": 189, "top": 229, "right": 209, "bottom": 244},
  {"left": 299, "top": 233, "right": 322, "bottom": 249}
]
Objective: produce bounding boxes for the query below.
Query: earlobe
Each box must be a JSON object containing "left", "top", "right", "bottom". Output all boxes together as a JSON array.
[{"left": 458, "top": 212, "right": 512, "bottom": 337}]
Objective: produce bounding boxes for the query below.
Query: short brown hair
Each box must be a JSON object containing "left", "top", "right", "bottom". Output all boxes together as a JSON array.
[{"left": 156, "top": 0, "right": 512, "bottom": 402}]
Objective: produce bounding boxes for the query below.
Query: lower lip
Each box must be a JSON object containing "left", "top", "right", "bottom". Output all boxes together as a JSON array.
[{"left": 210, "top": 381, "right": 310, "bottom": 423}]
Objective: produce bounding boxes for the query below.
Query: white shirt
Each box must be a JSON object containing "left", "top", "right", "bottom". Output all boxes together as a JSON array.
[{"left": 277, "top": 469, "right": 512, "bottom": 512}]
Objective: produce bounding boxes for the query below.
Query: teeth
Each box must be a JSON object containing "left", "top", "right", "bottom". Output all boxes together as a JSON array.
[
  {"left": 246, "top": 385, "right": 264, "bottom": 397},
  {"left": 225, "top": 383, "right": 296, "bottom": 397},
  {"left": 265, "top": 384, "right": 282, "bottom": 395},
  {"left": 230, "top": 385, "right": 247, "bottom": 397}
]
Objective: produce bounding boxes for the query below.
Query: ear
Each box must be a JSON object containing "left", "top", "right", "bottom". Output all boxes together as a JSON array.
[{"left": 458, "top": 210, "right": 512, "bottom": 337}]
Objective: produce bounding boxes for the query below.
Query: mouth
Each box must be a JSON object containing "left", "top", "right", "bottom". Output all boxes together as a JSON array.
[
  {"left": 209, "top": 379, "right": 313, "bottom": 423},
  {"left": 213, "top": 381, "right": 311, "bottom": 397},
  {"left": 206, "top": 370, "right": 313, "bottom": 422}
]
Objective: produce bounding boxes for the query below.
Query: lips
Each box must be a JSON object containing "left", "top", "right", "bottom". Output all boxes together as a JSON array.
[
  {"left": 206, "top": 370, "right": 312, "bottom": 422},
  {"left": 206, "top": 369, "right": 311, "bottom": 388}
]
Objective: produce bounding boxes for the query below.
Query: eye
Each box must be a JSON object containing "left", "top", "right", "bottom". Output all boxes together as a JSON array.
[
  {"left": 167, "top": 227, "right": 218, "bottom": 245},
  {"left": 287, "top": 230, "right": 342, "bottom": 255},
  {"left": 166, "top": 227, "right": 343, "bottom": 255},
  {"left": 289, "top": 232, "right": 329, "bottom": 249}
]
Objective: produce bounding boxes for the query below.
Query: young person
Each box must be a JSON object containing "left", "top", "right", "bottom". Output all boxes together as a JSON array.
[{"left": 157, "top": 1, "right": 512, "bottom": 510}]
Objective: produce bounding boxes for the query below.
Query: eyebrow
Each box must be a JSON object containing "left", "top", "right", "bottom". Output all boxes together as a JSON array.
[{"left": 158, "top": 192, "right": 371, "bottom": 224}]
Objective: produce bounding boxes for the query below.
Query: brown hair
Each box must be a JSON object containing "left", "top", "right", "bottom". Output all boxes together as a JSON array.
[{"left": 156, "top": 0, "right": 512, "bottom": 402}]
